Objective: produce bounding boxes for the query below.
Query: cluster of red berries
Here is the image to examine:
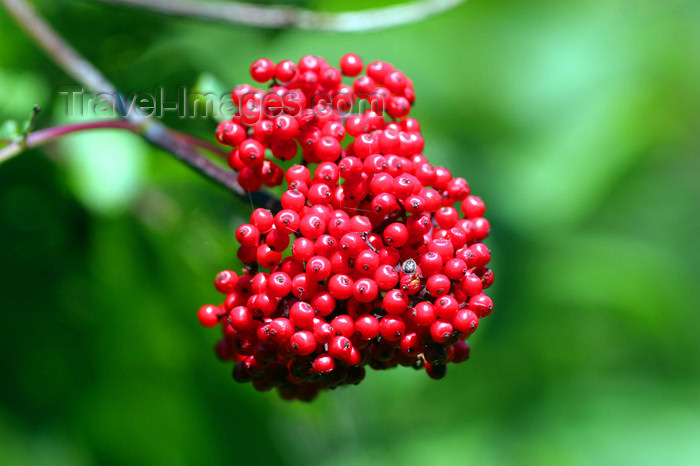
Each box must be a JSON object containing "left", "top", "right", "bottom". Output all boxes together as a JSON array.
[{"left": 198, "top": 54, "right": 494, "bottom": 401}]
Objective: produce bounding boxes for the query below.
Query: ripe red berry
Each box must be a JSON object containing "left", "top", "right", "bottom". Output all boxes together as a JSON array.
[
  {"left": 269, "top": 317, "right": 294, "bottom": 343},
  {"left": 366, "top": 60, "right": 393, "bottom": 82},
  {"left": 382, "top": 289, "right": 408, "bottom": 315},
  {"left": 306, "top": 255, "right": 332, "bottom": 282},
  {"left": 328, "top": 274, "right": 354, "bottom": 300},
  {"left": 290, "top": 331, "right": 316, "bottom": 356},
  {"left": 250, "top": 58, "right": 275, "bottom": 82},
  {"left": 468, "top": 293, "right": 493, "bottom": 318},
  {"left": 453, "top": 309, "right": 479, "bottom": 335},
  {"left": 430, "top": 320, "right": 454, "bottom": 344},
  {"left": 275, "top": 60, "right": 297, "bottom": 82},
  {"left": 289, "top": 301, "right": 316, "bottom": 329},
  {"left": 330, "top": 315, "right": 355, "bottom": 338},
  {"left": 214, "top": 270, "right": 239, "bottom": 294},
  {"left": 311, "top": 291, "right": 335, "bottom": 317},
  {"left": 312, "top": 355, "right": 335, "bottom": 374},
  {"left": 291, "top": 237, "right": 314, "bottom": 262},
  {"left": 426, "top": 274, "right": 451, "bottom": 297},
  {"left": 340, "top": 53, "right": 363, "bottom": 77},
  {"left": 274, "top": 209, "right": 300, "bottom": 234},
  {"left": 273, "top": 114, "right": 299, "bottom": 140},
  {"left": 374, "top": 265, "right": 399, "bottom": 290},
  {"left": 229, "top": 306, "right": 255, "bottom": 332},
  {"left": 399, "top": 332, "right": 423, "bottom": 356},
  {"left": 198, "top": 304, "right": 222, "bottom": 327},
  {"left": 299, "top": 214, "right": 327, "bottom": 239},
  {"left": 461, "top": 195, "right": 486, "bottom": 218},
  {"left": 216, "top": 121, "right": 247, "bottom": 147},
  {"left": 353, "top": 278, "right": 379, "bottom": 303},
  {"left": 239, "top": 139, "right": 266, "bottom": 167},
  {"left": 291, "top": 273, "right": 318, "bottom": 300},
  {"left": 379, "top": 315, "right": 406, "bottom": 342},
  {"left": 328, "top": 335, "right": 353, "bottom": 362},
  {"left": 236, "top": 224, "right": 260, "bottom": 247},
  {"left": 355, "top": 315, "right": 380, "bottom": 340}
]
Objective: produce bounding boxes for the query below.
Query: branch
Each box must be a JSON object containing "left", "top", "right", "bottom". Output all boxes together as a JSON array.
[
  {"left": 1, "top": 0, "right": 281, "bottom": 212},
  {"left": 0, "top": 120, "right": 137, "bottom": 164},
  {"left": 88, "top": 0, "right": 468, "bottom": 32}
]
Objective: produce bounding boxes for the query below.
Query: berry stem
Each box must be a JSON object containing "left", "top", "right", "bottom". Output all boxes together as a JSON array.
[
  {"left": 1, "top": 0, "right": 281, "bottom": 211},
  {"left": 91, "top": 0, "right": 469, "bottom": 32}
]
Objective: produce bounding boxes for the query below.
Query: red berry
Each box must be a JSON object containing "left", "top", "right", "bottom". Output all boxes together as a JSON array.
[
  {"left": 468, "top": 293, "right": 493, "bottom": 318},
  {"left": 353, "top": 278, "right": 379, "bottom": 303},
  {"left": 290, "top": 301, "right": 316, "bottom": 329},
  {"left": 214, "top": 270, "right": 239, "bottom": 294},
  {"left": 330, "top": 315, "right": 355, "bottom": 338},
  {"left": 399, "top": 332, "right": 423, "bottom": 356},
  {"left": 269, "top": 317, "right": 294, "bottom": 343},
  {"left": 198, "top": 304, "right": 221, "bottom": 327},
  {"left": 379, "top": 315, "right": 406, "bottom": 342},
  {"left": 383, "top": 289, "right": 409, "bottom": 314},
  {"left": 312, "top": 355, "right": 335, "bottom": 374},
  {"left": 236, "top": 224, "right": 260, "bottom": 247},
  {"left": 461, "top": 195, "right": 486, "bottom": 218},
  {"left": 412, "top": 301, "right": 437, "bottom": 327},
  {"left": 268, "top": 271, "right": 292, "bottom": 297},
  {"left": 340, "top": 53, "right": 363, "bottom": 77},
  {"left": 216, "top": 121, "right": 247, "bottom": 147},
  {"left": 291, "top": 237, "right": 315, "bottom": 262},
  {"left": 228, "top": 306, "right": 255, "bottom": 332},
  {"left": 289, "top": 330, "right": 316, "bottom": 356},
  {"left": 355, "top": 315, "right": 380, "bottom": 340},
  {"left": 453, "top": 309, "right": 479, "bottom": 335},
  {"left": 239, "top": 141, "right": 266, "bottom": 169},
  {"left": 274, "top": 209, "right": 300, "bottom": 234},
  {"left": 374, "top": 265, "right": 399, "bottom": 290},
  {"left": 383, "top": 222, "right": 409, "bottom": 247},
  {"left": 306, "top": 255, "right": 332, "bottom": 282},
  {"left": 328, "top": 274, "right": 354, "bottom": 300},
  {"left": 311, "top": 291, "right": 335, "bottom": 317},
  {"left": 313, "top": 136, "right": 341, "bottom": 162},
  {"left": 286, "top": 164, "right": 311, "bottom": 184},
  {"left": 430, "top": 320, "right": 454, "bottom": 344},
  {"left": 426, "top": 274, "right": 451, "bottom": 297},
  {"left": 275, "top": 60, "right": 297, "bottom": 82},
  {"left": 291, "top": 273, "right": 318, "bottom": 300},
  {"left": 299, "top": 214, "right": 327, "bottom": 239},
  {"left": 281, "top": 189, "right": 306, "bottom": 212},
  {"left": 249, "top": 58, "right": 275, "bottom": 82},
  {"left": 366, "top": 60, "right": 393, "bottom": 82},
  {"left": 273, "top": 114, "right": 299, "bottom": 140},
  {"left": 328, "top": 335, "right": 353, "bottom": 362}
]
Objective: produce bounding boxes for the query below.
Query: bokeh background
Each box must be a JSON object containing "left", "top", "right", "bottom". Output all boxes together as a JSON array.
[{"left": 1, "top": 0, "right": 699, "bottom": 464}]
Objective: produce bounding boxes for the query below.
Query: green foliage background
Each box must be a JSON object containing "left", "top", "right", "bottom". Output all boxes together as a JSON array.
[{"left": 1, "top": 0, "right": 698, "bottom": 464}]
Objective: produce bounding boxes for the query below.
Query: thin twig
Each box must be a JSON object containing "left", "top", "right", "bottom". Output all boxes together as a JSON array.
[
  {"left": 0, "top": 120, "right": 137, "bottom": 163},
  {"left": 171, "top": 130, "right": 228, "bottom": 160},
  {"left": 1, "top": 120, "right": 229, "bottom": 175},
  {"left": 1, "top": 0, "right": 281, "bottom": 211},
  {"left": 88, "top": 0, "right": 468, "bottom": 32}
]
